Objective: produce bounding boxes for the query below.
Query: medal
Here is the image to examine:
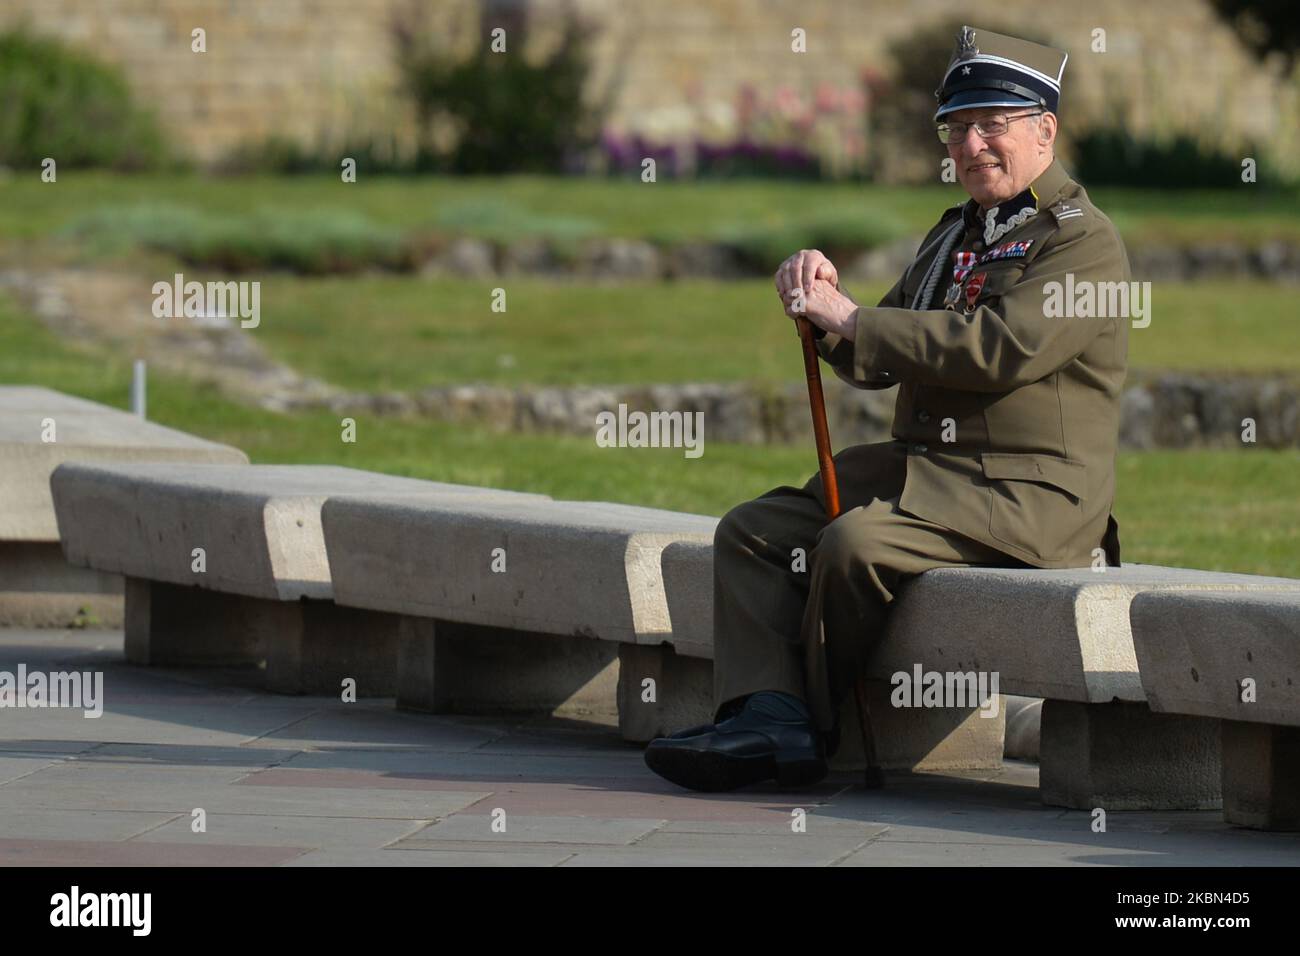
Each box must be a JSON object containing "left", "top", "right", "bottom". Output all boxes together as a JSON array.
[
  {"left": 952, "top": 251, "right": 976, "bottom": 284},
  {"left": 964, "top": 271, "right": 987, "bottom": 311}
]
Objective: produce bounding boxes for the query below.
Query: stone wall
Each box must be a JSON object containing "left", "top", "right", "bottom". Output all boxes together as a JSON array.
[{"left": 2, "top": 0, "right": 1296, "bottom": 170}]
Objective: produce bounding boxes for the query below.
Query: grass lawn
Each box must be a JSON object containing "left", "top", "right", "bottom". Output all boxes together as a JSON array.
[
  {"left": 3, "top": 293, "right": 1296, "bottom": 577},
  {"left": 251, "top": 275, "right": 1300, "bottom": 389},
  {"left": 4, "top": 172, "right": 1300, "bottom": 251}
]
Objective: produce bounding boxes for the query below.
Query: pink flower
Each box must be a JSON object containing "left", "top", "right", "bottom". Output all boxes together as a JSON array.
[
  {"left": 773, "top": 86, "right": 803, "bottom": 119},
  {"left": 815, "top": 83, "right": 840, "bottom": 114}
]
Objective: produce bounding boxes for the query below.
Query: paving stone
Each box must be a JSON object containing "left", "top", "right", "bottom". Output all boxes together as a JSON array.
[
  {"left": 0, "top": 763, "right": 491, "bottom": 820},
  {"left": 0, "top": 753, "right": 63, "bottom": 785},
  {"left": 560, "top": 828, "right": 878, "bottom": 866},
  {"left": 835, "top": 841, "right": 1136, "bottom": 866},
  {"left": 131, "top": 813, "right": 428, "bottom": 849},
  {"left": 397, "top": 814, "right": 663, "bottom": 846},
  {"left": 73, "top": 742, "right": 301, "bottom": 769},
  {"left": 0, "top": 699, "right": 323, "bottom": 746},
  {"left": 0, "top": 838, "right": 306, "bottom": 866},
  {"left": 0, "top": 806, "right": 178, "bottom": 841},
  {"left": 251, "top": 707, "right": 502, "bottom": 752},
  {"left": 273, "top": 748, "right": 647, "bottom": 779},
  {"left": 284, "top": 846, "right": 572, "bottom": 866},
  {"left": 244, "top": 766, "right": 845, "bottom": 824}
]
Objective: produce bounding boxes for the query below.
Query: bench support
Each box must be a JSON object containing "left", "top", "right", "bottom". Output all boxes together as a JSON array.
[
  {"left": 1221, "top": 721, "right": 1300, "bottom": 831},
  {"left": 265, "top": 601, "right": 402, "bottom": 697},
  {"left": 617, "top": 643, "right": 714, "bottom": 742},
  {"left": 397, "top": 618, "right": 619, "bottom": 720},
  {"left": 124, "top": 577, "right": 399, "bottom": 695},
  {"left": 1039, "top": 699, "right": 1221, "bottom": 810},
  {"left": 0, "top": 541, "right": 124, "bottom": 628},
  {"left": 829, "top": 680, "right": 1006, "bottom": 772}
]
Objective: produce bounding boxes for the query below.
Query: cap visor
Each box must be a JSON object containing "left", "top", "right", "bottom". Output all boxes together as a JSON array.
[{"left": 934, "top": 89, "right": 1039, "bottom": 121}]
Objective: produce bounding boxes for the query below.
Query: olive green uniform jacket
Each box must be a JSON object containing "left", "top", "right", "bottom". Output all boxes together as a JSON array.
[{"left": 814, "top": 159, "right": 1130, "bottom": 568}]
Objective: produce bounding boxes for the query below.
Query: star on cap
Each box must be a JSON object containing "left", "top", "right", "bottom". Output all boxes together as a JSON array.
[{"left": 962, "top": 65, "right": 971, "bottom": 75}]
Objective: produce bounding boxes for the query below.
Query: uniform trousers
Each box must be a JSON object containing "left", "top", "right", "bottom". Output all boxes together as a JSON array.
[{"left": 712, "top": 439, "right": 1031, "bottom": 741}]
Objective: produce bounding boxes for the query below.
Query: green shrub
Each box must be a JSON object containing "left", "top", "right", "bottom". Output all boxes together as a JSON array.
[
  {"left": 391, "top": 1, "right": 605, "bottom": 174},
  {"left": 429, "top": 196, "right": 599, "bottom": 242},
  {"left": 0, "top": 28, "right": 168, "bottom": 170},
  {"left": 1072, "top": 125, "right": 1289, "bottom": 189},
  {"left": 720, "top": 211, "right": 906, "bottom": 272},
  {"left": 65, "top": 204, "right": 411, "bottom": 274},
  {"left": 217, "top": 131, "right": 420, "bottom": 176}
]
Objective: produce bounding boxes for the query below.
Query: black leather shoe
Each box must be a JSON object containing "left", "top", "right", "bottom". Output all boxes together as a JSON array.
[
  {"left": 644, "top": 691, "right": 827, "bottom": 792},
  {"left": 666, "top": 723, "right": 715, "bottom": 739},
  {"left": 657, "top": 695, "right": 753, "bottom": 741}
]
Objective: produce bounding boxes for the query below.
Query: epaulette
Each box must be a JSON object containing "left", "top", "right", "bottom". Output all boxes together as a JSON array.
[{"left": 1046, "top": 198, "right": 1088, "bottom": 226}]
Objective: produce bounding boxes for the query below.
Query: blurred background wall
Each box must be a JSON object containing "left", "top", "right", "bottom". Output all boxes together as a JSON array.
[{"left": 1, "top": 0, "right": 1295, "bottom": 179}]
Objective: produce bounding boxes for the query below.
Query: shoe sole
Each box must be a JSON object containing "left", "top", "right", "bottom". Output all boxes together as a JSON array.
[{"left": 645, "top": 746, "right": 827, "bottom": 793}]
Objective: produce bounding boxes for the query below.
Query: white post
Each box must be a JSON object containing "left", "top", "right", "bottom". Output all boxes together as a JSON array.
[{"left": 131, "top": 359, "right": 146, "bottom": 419}]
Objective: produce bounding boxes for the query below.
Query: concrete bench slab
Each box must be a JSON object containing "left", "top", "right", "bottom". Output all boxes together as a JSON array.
[
  {"left": 658, "top": 543, "right": 1300, "bottom": 806},
  {"left": 878, "top": 565, "right": 1300, "bottom": 810},
  {"left": 1131, "top": 589, "right": 1300, "bottom": 830},
  {"left": 323, "top": 496, "right": 716, "bottom": 729},
  {"left": 325, "top": 496, "right": 717, "bottom": 641},
  {"left": 0, "top": 386, "right": 247, "bottom": 626},
  {"left": 51, "top": 461, "right": 545, "bottom": 695}
]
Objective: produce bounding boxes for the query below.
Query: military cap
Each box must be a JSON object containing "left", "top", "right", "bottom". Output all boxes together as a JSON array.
[{"left": 934, "top": 25, "right": 1068, "bottom": 120}]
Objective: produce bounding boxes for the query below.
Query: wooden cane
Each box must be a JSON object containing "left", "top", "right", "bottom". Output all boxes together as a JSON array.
[{"left": 795, "top": 314, "right": 885, "bottom": 790}]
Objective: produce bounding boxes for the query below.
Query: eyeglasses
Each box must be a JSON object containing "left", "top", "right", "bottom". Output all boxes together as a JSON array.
[{"left": 936, "top": 111, "right": 1044, "bottom": 145}]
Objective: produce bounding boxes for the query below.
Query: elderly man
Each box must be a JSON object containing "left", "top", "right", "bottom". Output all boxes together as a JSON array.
[{"left": 645, "top": 26, "right": 1130, "bottom": 792}]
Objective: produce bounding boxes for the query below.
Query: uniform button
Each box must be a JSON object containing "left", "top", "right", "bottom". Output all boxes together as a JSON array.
[
  {"left": 912, "top": 443, "right": 928, "bottom": 454},
  {"left": 972, "top": 241, "right": 984, "bottom": 252},
  {"left": 916, "top": 410, "right": 931, "bottom": 423}
]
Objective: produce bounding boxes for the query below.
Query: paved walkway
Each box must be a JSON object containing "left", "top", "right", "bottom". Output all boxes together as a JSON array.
[{"left": 1, "top": 628, "right": 1297, "bottom": 866}]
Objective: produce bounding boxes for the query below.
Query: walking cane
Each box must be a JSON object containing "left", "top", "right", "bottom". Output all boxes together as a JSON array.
[{"left": 794, "top": 313, "right": 886, "bottom": 790}]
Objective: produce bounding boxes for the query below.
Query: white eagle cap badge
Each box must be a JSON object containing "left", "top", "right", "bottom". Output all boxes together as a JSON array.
[{"left": 957, "top": 26, "right": 978, "bottom": 60}]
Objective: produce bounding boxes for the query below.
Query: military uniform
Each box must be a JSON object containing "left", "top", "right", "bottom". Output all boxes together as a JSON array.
[{"left": 712, "top": 28, "right": 1131, "bottom": 739}]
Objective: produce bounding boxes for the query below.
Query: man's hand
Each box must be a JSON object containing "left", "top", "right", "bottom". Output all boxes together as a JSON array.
[
  {"left": 775, "top": 248, "right": 839, "bottom": 300},
  {"left": 783, "top": 277, "right": 858, "bottom": 339}
]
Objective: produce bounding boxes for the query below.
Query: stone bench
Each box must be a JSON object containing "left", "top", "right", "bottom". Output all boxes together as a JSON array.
[
  {"left": 321, "top": 496, "right": 716, "bottom": 727},
  {"left": 51, "top": 461, "right": 545, "bottom": 694},
  {"left": 660, "top": 541, "right": 1300, "bottom": 807},
  {"left": 1131, "top": 589, "right": 1300, "bottom": 830},
  {"left": 0, "top": 386, "right": 247, "bottom": 627}
]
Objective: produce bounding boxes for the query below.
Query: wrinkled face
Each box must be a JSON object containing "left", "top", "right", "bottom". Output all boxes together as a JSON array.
[{"left": 944, "top": 106, "right": 1057, "bottom": 208}]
